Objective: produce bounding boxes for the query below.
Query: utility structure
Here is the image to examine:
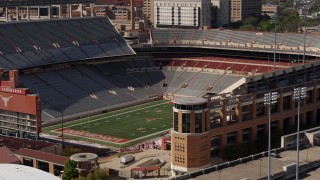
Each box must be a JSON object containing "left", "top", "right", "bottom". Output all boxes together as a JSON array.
[
  {"left": 293, "top": 87, "right": 306, "bottom": 180},
  {"left": 264, "top": 91, "right": 278, "bottom": 180}
]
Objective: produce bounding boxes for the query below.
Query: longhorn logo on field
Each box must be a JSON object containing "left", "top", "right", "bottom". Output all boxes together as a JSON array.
[{"left": 0, "top": 95, "right": 13, "bottom": 107}]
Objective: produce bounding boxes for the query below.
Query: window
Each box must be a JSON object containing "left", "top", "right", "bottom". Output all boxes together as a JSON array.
[
  {"left": 227, "top": 132, "right": 236, "bottom": 145},
  {"left": 256, "top": 102, "right": 265, "bottom": 117},
  {"left": 306, "top": 90, "right": 313, "bottom": 104},
  {"left": 283, "top": 96, "right": 291, "bottom": 110},
  {"left": 174, "top": 112, "right": 178, "bottom": 132},
  {"left": 182, "top": 113, "right": 190, "bottom": 133},
  {"left": 195, "top": 113, "right": 202, "bottom": 133},
  {"left": 271, "top": 102, "right": 278, "bottom": 113}
]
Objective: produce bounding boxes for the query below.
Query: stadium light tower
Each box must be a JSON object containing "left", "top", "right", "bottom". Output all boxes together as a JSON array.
[
  {"left": 264, "top": 91, "right": 278, "bottom": 180},
  {"left": 61, "top": 105, "right": 64, "bottom": 149},
  {"left": 271, "top": 15, "right": 278, "bottom": 71},
  {"left": 293, "top": 87, "right": 306, "bottom": 180},
  {"left": 303, "top": 16, "right": 307, "bottom": 65}
]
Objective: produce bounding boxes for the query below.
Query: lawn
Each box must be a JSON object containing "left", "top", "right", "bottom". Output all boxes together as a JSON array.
[{"left": 43, "top": 100, "right": 173, "bottom": 147}]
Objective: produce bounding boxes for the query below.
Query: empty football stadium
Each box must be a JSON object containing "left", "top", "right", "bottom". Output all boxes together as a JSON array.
[{"left": 0, "top": 10, "right": 320, "bottom": 171}]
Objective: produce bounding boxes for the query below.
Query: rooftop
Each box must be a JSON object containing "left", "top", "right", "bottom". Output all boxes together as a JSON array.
[
  {"left": 0, "top": 146, "right": 19, "bottom": 164},
  {"left": 14, "top": 148, "right": 69, "bottom": 166},
  {"left": 0, "top": 135, "right": 55, "bottom": 151},
  {"left": 70, "top": 153, "right": 98, "bottom": 162},
  {"left": 173, "top": 97, "right": 207, "bottom": 105},
  {"left": 0, "top": 164, "right": 60, "bottom": 180}
]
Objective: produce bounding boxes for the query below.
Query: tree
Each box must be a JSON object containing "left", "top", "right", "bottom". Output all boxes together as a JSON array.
[
  {"left": 259, "top": 19, "right": 273, "bottom": 31},
  {"left": 63, "top": 160, "right": 79, "bottom": 180},
  {"left": 78, "top": 176, "right": 87, "bottom": 180},
  {"left": 93, "top": 169, "right": 109, "bottom": 180},
  {"left": 240, "top": 24, "right": 256, "bottom": 30},
  {"left": 86, "top": 173, "right": 94, "bottom": 180},
  {"left": 244, "top": 16, "right": 259, "bottom": 27}
]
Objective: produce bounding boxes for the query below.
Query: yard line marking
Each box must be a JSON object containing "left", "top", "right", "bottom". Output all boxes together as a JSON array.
[
  {"left": 65, "top": 101, "right": 169, "bottom": 128},
  {"left": 43, "top": 111, "right": 55, "bottom": 119}
]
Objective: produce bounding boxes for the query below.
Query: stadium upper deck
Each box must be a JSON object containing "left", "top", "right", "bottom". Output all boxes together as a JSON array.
[
  {"left": 0, "top": 17, "right": 135, "bottom": 70},
  {"left": 150, "top": 29, "right": 320, "bottom": 57}
]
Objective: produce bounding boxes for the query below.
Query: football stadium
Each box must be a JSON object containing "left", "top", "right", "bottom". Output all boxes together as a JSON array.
[{"left": 0, "top": 4, "right": 320, "bottom": 166}]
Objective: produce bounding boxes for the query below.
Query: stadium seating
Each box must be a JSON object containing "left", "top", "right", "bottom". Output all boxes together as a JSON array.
[
  {"left": 0, "top": 17, "right": 135, "bottom": 71},
  {"left": 151, "top": 29, "right": 320, "bottom": 55}
]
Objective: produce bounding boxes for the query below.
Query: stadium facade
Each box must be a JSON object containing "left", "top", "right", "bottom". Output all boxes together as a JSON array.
[{"left": 0, "top": 70, "right": 40, "bottom": 139}]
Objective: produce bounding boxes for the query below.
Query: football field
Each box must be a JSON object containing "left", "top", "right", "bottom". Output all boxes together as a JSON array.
[{"left": 43, "top": 100, "right": 173, "bottom": 147}]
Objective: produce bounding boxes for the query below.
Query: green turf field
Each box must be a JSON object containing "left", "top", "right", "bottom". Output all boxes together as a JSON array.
[{"left": 43, "top": 100, "right": 173, "bottom": 147}]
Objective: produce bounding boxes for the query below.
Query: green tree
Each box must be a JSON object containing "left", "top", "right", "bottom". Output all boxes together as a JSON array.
[
  {"left": 244, "top": 16, "right": 259, "bottom": 26},
  {"left": 277, "top": 8, "right": 301, "bottom": 32},
  {"left": 86, "top": 173, "right": 94, "bottom": 180},
  {"left": 240, "top": 24, "right": 256, "bottom": 30},
  {"left": 259, "top": 19, "right": 273, "bottom": 31},
  {"left": 63, "top": 160, "right": 79, "bottom": 180},
  {"left": 78, "top": 176, "right": 87, "bottom": 180},
  {"left": 94, "top": 169, "right": 109, "bottom": 180}
]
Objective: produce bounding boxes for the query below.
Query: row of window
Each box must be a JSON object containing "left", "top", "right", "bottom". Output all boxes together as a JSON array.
[
  {"left": 174, "top": 154, "right": 185, "bottom": 163},
  {"left": 174, "top": 103, "right": 207, "bottom": 110},
  {"left": 174, "top": 112, "right": 204, "bottom": 133},
  {"left": 210, "top": 110, "right": 320, "bottom": 148}
]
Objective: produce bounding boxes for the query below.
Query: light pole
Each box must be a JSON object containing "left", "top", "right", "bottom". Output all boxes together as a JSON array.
[
  {"left": 264, "top": 91, "right": 278, "bottom": 180},
  {"left": 61, "top": 104, "right": 64, "bottom": 149},
  {"left": 271, "top": 15, "right": 277, "bottom": 71},
  {"left": 306, "top": 144, "right": 310, "bottom": 163},
  {"left": 259, "top": 158, "right": 262, "bottom": 180},
  {"left": 302, "top": 16, "right": 307, "bottom": 65},
  {"left": 293, "top": 87, "right": 306, "bottom": 180}
]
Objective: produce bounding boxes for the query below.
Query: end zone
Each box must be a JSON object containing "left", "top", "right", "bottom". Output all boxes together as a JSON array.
[{"left": 54, "top": 128, "right": 129, "bottom": 144}]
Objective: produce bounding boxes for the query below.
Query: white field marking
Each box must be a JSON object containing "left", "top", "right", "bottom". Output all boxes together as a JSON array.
[
  {"left": 142, "top": 131, "right": 146, "bottom": 133},
  {"left": 65, "top": 101, "right": 169, "bottom": 128},
  {"left": 105, "top": 121, "right": 110, "bottom": 123},
  {"left": 120, "top": 129, "right": 170, "bottom": 144},
  {"left": 131, "top": 134, "right": 135, "bottom": 136},
  {"left": 43, "top": 111, "right": 55, "bottom": 119},
  {"left": 48, "top": 128, "right": 171, "bottom": 145},
  {"left": 94, "top": 123, "right": 100, "bottom": 125}
]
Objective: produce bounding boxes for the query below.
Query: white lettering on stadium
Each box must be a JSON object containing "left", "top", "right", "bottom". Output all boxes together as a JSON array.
[{"left": 0, "top": 87, "right": 23, "bottom": 94}]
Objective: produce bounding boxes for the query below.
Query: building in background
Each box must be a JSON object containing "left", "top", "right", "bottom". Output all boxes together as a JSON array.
[
  {"left": 262, "top": 4, "right": 280, "bottom": 17},
  {"left": 154, "top": 0, "right": 211, "bottom": 28},
  {"left": 211, "top": 0, "right": 230, "bottom": 27},
  {"left": 0, "top": 1, "right": 96, "bottom": 22},
  {"left": 143, "top": 0, "right": 154, "bottom": 23},
  {"left": 231, "top": 0, "right": 261, "bottom": 22}
]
